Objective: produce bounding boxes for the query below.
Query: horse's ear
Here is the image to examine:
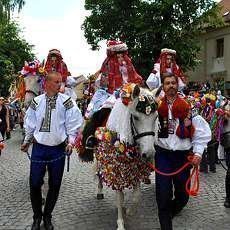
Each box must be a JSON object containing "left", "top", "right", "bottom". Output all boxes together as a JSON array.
[
  {"left": 132, "top": 85, "right": 140, "bottom": 98},
  {"left": 41, "top": 59, "right": 45, "bottom": 67},
  {"left": 151, "top": 85, "right": 162, "bottom": 98}
]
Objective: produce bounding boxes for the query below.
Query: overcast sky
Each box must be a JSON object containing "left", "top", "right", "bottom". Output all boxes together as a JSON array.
[{"left": 16, "top": 0, "right": 106, "bottom": 77}]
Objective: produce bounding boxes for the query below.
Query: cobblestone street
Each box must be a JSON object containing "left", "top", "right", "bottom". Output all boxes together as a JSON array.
[{"left": 1, "top": 128, "right": 230, "bottom": 230}]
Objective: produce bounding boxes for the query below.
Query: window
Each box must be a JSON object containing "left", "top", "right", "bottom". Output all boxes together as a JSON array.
[{"left": 216, "top": 38, "right": 224, "bottom": 58}]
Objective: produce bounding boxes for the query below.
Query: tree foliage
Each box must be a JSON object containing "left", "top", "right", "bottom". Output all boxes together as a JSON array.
[
  {"left": 0, "top": 0, "right": 25, "bottom": 22},
  {"left": 0, "top": 17, "right": 34, "bottom": 96},
  {"left": 83, "top": 0, "right": 224, "bottom": 78}
]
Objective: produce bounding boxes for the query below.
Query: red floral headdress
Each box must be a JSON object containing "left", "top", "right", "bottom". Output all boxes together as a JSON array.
[
  {"left": 100, "top": 40, "right": 142, "bottom": 94},
  {"left": 44, "top": 49, "right": 69, "bottom": 83},
  {"left": 154, "top": 48, "right": 185, "bottom": 84},
  {"left": 20, "top": 60, "right": 41, "bottom": 76}
]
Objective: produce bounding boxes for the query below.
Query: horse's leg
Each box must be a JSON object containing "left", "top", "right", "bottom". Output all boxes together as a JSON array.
[
  {"left": 126, "top": 183, "right": 141, "bottom": 216},
  {"left": 93, "top": 160, "right": 104, "bottom": 199},
  {"left": 116, "top": 191, "right": 125, "bottom": 230},
  {"left": 96, "top": 176, "right": 104, "bottom": 200},
  {"left": 42, "top": 167, "right": 48, "bottom": 205}
]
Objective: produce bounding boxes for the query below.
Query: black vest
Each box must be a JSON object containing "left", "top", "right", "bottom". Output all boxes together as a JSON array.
[{"left": 0, "top": 105, "right": 7, "bottom": 131}]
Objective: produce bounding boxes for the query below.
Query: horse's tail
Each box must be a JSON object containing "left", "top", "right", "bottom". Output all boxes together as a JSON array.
[{"left": 79, "top": 108, "right": 111, "bottom": 162}]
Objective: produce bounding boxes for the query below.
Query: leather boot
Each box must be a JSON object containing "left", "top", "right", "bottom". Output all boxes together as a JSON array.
[
  {"left": 43, "top": 218, "right": 54, "bottom": 230},
  {"left": 31, "top": 218, "right": 41, "bottom": 230}
]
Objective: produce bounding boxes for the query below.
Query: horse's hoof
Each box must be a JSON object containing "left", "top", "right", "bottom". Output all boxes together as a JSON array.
[
  {"left": 117, "top": 219, "right": 125, "bottom": 230},
  {"left": 97, "top": 194, "right": 104, "bottom": 200},
  {"left": 126, "top": 207, "right": 137, "bottom": 216}
]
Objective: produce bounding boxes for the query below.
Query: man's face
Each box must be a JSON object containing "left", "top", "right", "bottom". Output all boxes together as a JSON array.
[
  {"left": 166, "top": 54, "right": 173, "bottom": 67},
  {"left": 163, "top": 76, "right": 178, "bottom": 97},
  {"left": 46, "top": 73, "right": 62, "bottom": 93},
  {"left": 0, "top": 98, "right": 4, "bottom": 105}
]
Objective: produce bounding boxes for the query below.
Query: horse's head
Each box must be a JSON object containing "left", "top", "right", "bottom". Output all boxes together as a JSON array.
[
  {"left": 21, "top": 60, "right": 46, "bottom": 109},
  {"left": 107, "top": 83, "right": 158, "bottom": 161},
  {"left": 126, "top": 85, "right": 158, "bottom": 160},
  {"left": 23, "top": 74, "right": 41, "bottom": 108}
]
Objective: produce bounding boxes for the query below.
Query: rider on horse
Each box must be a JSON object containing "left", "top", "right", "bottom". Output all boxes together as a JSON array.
[
  {"left": 44, "top": 49, "right": 69, "bottom": 93},
  {"left": 146, "top": 48, "right": 187, "bottom": 92},
  {"left": 80, "top": 40, "right": 143, "bottom": 160}
]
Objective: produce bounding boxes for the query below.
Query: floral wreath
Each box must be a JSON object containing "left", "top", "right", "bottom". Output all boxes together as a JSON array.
[{"left": 95, "top": 127, "right": 152, "bottom": 190}]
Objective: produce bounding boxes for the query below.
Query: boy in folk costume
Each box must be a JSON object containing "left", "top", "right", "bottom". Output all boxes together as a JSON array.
[
  {"left": 44, "top": 49, "right": 69, "bottom": 93},
  {"left": 81, "top": 41, "right": 143, "bottom": 156},
  {"left": 146, "top": 48, "right": 186, "bottom": 91},
  {"left": 155, "top": 73, "right": 211, "bottom": 230},
  {"left": 85, "top": 40, "right": 143, "bottom": 119}
]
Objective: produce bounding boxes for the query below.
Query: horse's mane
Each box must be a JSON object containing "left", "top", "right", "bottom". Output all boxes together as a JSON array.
[{"left": 106, "top": 98, "right": 133, "bottom": 144}]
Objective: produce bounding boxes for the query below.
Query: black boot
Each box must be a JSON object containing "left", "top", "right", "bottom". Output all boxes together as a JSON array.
[
  {"left": 225, "top": 168, "right": 230, "bottom": 208},
  {"left": 224, "top": 198, "right": 230, "bottom": 208},
  {"left": 43, "top": 217, "right": 54, "bottom": 230},
  {"left": 31, "top": 218, "right": 41, "bottom": 230}
]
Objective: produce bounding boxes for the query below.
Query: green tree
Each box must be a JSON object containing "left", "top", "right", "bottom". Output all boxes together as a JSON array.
[
  {"left": 0, "top": 0, "right": 25, "bottom": 22},
  {"left": 83, "top": 0, "right": 223, "bottom": 78},
  {"left": 0, "top": 22, "right": 34, "bottom": 96}
]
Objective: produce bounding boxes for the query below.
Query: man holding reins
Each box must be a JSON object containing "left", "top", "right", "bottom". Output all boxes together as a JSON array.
[{"left": 155, "top": 72, "right": 211, "bottom": 230}]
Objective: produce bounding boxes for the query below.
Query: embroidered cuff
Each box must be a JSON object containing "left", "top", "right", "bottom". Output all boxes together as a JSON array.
[
  {"left": 193, "top": 144, "right": 205, "bottom": 156},
  {"left": 68, "top": 135, "right": 76, "bottom": 145}
]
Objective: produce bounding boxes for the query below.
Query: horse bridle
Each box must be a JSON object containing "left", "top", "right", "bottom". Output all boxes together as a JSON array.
[
  {"left": 25, "top": 90, "right": 39, "bottom": 97},
  {"left": 130, "top": 114, "right": 156, "bottom": 145}
]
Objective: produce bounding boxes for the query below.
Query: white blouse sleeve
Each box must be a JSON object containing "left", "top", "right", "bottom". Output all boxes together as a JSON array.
[
  {"left": 192, "top": 115, "right": 211, "bottom": 156},
  {"left": 24, "top": 107, "right": 37, "bottom": 143},
  {"left": 65, "top": 102, "right": 83, "bottom": 145}
]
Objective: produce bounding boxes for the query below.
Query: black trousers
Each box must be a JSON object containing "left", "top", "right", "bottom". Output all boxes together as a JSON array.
[
  {"left": 225, "top": 147, "right": 230, "bottom": 200},
  {"left": 30, "top": 143, "right": 65, "bottom": 220},
  {"left": 200, "top": 140, "right": 218, "bottom": 172},
  {"left": 155, "top": 146, "right": 191, "bottom": 230}
]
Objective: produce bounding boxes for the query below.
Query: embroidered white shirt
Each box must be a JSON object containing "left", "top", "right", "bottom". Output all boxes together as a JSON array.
[
  {"left": 156, "top": 114, "right": 211, "bottom": 156},
  {"left": 24, "top": 93, "right": 83, "bottom": 146}
]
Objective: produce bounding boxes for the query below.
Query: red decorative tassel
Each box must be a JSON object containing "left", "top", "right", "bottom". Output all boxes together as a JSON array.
[{"left": 158, "top": 95, "right": 195, "bottom": 138}]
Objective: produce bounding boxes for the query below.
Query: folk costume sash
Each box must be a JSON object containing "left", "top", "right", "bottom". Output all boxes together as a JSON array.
[{"left": 158, "top": 95, "right": 195, "bottom": 139}]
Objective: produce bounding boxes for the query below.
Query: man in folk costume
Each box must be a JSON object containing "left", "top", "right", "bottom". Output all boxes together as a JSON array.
[
  {"left": 155, "top": 72, "right": 211, "bottom": 230},
  {"left": 21, "top": 72, "right": 83, "bottom": 230},
  {"left": 44, "top": 49, "right": 69, "bottom": 93},
  {"left": 146, "top": 48, "right": 186, "bottom": 91},
  {"left": 82, "top": 40, "right": 142, "bottom": 154}
]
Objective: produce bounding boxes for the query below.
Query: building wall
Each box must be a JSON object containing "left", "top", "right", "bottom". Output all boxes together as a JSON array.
[{"left": 188, "top": 26, "right": 230, "bottom": 83}]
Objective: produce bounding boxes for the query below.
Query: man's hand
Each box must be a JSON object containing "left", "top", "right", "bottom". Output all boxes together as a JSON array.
[
  {"left": 21, "top": 143, "right": 30, "bottom": 152},
  {"left": 191, "top": 154, "right": 202, "bottom": 167},
  {"left": 65, "top": 143, "right": 73, "bottom": 155}
]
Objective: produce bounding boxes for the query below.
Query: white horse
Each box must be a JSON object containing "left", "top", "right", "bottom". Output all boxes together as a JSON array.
[
  {"left": 23, "top": 73, "right": 44, "bottom": 108},
  {"left": 95, "top": 85, "right": 158, "bottom": 230}
]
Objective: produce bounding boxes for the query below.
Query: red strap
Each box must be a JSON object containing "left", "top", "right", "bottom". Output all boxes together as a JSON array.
[{"left": 148, "top": 155, "right": 199, "bottom": 197}]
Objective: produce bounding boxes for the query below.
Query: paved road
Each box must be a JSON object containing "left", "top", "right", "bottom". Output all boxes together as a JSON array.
[{"left": 0, "top": 127, "right": 230, "bottom": 230}]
